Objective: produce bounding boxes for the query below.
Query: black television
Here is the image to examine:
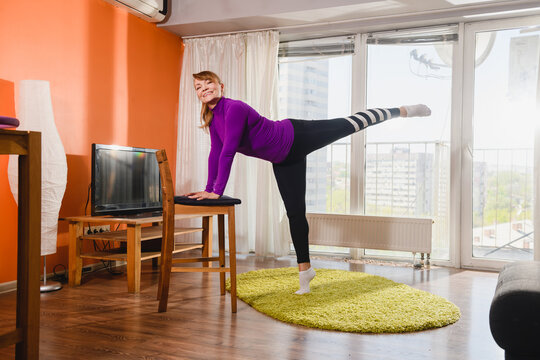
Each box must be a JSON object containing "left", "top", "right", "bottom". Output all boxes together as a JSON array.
[{"left": 91, "top": 144, "right": 162, "bottom": 216}]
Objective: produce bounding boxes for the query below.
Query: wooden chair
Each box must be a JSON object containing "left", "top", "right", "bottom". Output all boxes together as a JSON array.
[{"left": 156, "top": 149, "right": 241, "bottom": 313}]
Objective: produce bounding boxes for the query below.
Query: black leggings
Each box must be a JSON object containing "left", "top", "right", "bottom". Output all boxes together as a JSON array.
[{"left": 272, "top": 108, "right": 401, "bottom": 263}]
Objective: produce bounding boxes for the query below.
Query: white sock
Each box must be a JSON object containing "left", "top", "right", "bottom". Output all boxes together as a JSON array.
[
  {"left": 295, "top": 267, "right": 316, "bottom": 295},
  {"left": 403, "top": 104, "right": 431, "bottom": 117}
]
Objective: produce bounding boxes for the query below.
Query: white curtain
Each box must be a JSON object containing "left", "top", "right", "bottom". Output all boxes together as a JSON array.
[
  {"left": 245, "top": 32, "right": 289, "bottom": 257},
  {"left": 535, "top": 58, "right": 540, "bottom": 261},
  {"left": 176, "top": 31, "right": 288, "bottom": 257},
  {"left": 535, "top": 120, "right": 539, "bottom": 261}
]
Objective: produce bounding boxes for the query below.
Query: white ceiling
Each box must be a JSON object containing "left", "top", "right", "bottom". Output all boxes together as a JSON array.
[{"left": 158, "top": 0, "right": 540, "bottom": 41}]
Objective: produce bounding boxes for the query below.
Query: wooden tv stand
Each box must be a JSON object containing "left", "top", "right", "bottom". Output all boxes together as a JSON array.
[{"left": 62, "top": 213, "right": 215, "bottom": 293}]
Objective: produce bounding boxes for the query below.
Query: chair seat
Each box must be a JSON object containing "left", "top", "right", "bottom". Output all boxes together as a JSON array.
[{"left": 174, "top": 195, "right": 241, "bottom": 206}]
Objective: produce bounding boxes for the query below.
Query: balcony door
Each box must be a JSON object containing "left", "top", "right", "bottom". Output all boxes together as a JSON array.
[{"left": 462, "top": 16, "right": 540, "bottom": 269}]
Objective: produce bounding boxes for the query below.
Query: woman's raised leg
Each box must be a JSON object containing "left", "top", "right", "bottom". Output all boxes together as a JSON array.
[{"left": 284, "top": 105, "right": 431, "bottom": 163}]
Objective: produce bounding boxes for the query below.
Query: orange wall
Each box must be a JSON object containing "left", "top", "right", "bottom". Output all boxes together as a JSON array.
[{"left": 0, "top": 0, "right": 183, "bottom": 283}]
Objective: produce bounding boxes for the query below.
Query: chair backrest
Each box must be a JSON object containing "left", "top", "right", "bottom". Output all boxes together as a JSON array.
[{"left": 156, "top": 149, "right": 175, "bottom": 247}]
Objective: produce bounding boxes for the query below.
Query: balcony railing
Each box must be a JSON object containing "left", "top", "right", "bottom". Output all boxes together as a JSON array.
[
  {"left": 365, "top": 141, "right": 450, "bottom": 259},
  {"left": 472, "top": 147, "right": 534, "bottom": 261},
  {"left": 305, "top": 141, "right": 534, "bottom": 261}
]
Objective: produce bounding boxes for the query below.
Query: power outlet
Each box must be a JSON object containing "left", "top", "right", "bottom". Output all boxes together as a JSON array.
[{"left": 84, "top": 225, "right": 111, "bottom": 235}]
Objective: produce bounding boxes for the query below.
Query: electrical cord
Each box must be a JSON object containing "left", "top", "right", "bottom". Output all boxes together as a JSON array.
[{"left": 84, "top": 183, "right": 91, "bottom": 216}]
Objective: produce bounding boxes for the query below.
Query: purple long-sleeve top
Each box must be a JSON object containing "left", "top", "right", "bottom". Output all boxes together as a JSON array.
[{"left": 205, "top": 97, "right": 294, "bottom": 195}]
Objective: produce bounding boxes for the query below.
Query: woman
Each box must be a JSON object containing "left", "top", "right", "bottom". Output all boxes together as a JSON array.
[{"left": 186, "top": 70, "right": 431, "bottom": 294}]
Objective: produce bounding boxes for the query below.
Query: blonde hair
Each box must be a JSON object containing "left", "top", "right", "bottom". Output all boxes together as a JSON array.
[{"left": 193, "top": 71, "right": 223, "bottom": 131}]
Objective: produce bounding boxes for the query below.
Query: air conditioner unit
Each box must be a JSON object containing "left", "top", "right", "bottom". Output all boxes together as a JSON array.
[{"left": 103, "top": 0, "right": 168, "bottom": 22}]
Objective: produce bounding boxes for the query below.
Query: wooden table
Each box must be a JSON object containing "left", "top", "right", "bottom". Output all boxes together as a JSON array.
[
  {"left": 62, "top": 213, "right": 217, "bottom": 293},
  {"left": 0, "top": 129, "right": 41, "bottom": 360}
]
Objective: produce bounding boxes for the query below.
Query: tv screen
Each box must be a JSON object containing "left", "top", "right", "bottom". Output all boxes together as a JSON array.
[{"left": 91, "top": 144, "right": 162, "bottom": 216}]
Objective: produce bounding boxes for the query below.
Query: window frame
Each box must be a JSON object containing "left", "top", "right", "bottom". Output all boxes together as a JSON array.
[
  {"left": 460, "top": 15, "right": 540, "bottom": 270},
  {"left": 277, "top": 15, "right": 540, "bottom": 269}
]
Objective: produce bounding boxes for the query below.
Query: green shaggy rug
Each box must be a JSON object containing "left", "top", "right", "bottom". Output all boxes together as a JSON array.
[{"left": 227, "top": 267, "right": 460, "bottom": 333}]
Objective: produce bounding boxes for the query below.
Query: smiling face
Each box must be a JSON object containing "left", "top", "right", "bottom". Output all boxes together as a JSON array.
[{"left": 194, "top": 78, "right": 224, "bottom": 108}]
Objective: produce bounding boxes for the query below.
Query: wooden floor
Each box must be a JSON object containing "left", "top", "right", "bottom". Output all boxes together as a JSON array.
[{"left": 0, "top": 254, "right": 503, "bottom": 360}]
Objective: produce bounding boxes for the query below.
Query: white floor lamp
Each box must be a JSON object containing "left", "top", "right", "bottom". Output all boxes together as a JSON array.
[{"left": 8, "top": 80, "right": 67, "bottom": 292}]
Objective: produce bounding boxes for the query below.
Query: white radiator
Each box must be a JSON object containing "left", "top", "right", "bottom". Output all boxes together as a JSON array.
[{"left": 306, "top": 213, "right": 432, "bottom": 254}]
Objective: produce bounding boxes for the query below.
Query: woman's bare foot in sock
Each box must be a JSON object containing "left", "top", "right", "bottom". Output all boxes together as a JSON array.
[
  {"left": 296, "top": 267, "right": 316, "bottom": 294},
  {"left": 400, "top": 104, "right": 431, "bottom": 117}
]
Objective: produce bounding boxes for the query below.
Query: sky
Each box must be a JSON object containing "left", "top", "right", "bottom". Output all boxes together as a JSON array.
[{"left": 325, "top": 27, "right": 540, "bottom": 153}]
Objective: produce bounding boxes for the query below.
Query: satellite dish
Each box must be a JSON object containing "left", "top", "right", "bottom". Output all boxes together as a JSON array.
[{"left": 435, "top": 31, "right": 496, "bottom": 67}]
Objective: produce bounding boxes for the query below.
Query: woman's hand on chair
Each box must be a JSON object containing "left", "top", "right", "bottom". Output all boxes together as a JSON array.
[
  {"left": 184, "top": 191, "right": 206, "bottom": 198},
  {"left": 185, "top": 191, "right": 221, "bottom": 200}
]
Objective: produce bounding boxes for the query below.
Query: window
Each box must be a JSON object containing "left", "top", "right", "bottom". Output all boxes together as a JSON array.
[
  {"left": 363, "top": 26, "right": 456, "bottom": 261},
  {"left": 278, "top": 37, "right": 353, "bottom": 254},
  {"left": 463, "top": 21, "right": 539, "bottom": 266},
  {"left": 276, "top": 18, "right": 540, "bottom": 268}
]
